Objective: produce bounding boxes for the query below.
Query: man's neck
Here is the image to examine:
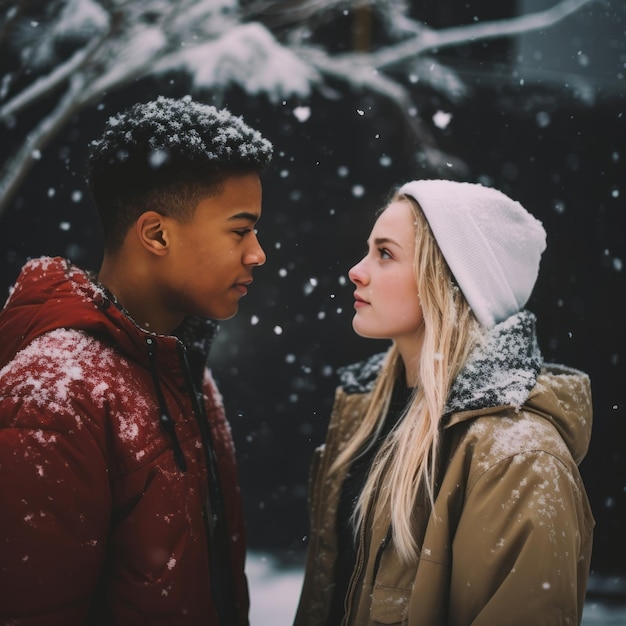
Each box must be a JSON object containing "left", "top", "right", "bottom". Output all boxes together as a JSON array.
[{"left": 97, "top": 253, "right": 180, "bottom": 335}]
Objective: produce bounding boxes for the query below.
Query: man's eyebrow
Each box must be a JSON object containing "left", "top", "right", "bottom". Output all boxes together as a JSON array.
[{"left": 228, "top": 212, "right": 260, "bottom": 223}]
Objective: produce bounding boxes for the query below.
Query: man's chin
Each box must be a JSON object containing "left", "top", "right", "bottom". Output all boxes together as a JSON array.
[{"left": 210, "top": 305, "right": 239, "bottom": 322}]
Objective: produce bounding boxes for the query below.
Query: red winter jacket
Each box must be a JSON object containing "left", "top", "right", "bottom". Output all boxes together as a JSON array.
[{"left": 0, "top": 257, "right": 249, "bottom": 625}]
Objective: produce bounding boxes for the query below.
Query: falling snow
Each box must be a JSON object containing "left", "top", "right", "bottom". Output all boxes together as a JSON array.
[{"left": 0, "top": 0, "right": 624, "bottom": 618}]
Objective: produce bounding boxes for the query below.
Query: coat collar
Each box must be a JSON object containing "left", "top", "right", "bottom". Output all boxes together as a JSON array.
[
  {"left": 445, "top": 311, "right": 541, "bottom": 416},
  {"left": 338, "top": 311, "right": 542, "bottom": 415},
  {"left": 1, "top": 257, "right": 219, "bottom": 373}
]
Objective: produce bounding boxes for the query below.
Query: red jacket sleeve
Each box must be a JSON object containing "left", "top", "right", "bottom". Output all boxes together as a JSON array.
[{"left": 0, "top": 341, "right": 111, "bottom": 624}]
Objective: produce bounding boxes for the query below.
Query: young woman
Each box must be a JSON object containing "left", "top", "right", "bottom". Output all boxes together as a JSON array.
[{"left": 294, "top": 179, "right": 594, "bottom": 626}]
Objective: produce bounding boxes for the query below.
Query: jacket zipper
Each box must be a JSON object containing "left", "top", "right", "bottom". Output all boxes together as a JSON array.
[
  {"left": 341, "top": 481, "right": 391, "bottom": 626},
  {"left": 145, "top": 336, "right": 188, "bottom": 471},
  {"left": 341, "top": 493, "right": 377, "bottom": 626},
  {"left": 372, "top": 526, "right": 392, "bottom": 583},
  {"left": 177, "top": 340, "right": 238, "bottom": 625}
]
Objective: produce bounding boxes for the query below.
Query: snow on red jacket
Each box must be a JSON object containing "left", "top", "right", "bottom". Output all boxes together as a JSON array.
[{"left": 0, "top": 257, "right": 249, "bottom": 625}]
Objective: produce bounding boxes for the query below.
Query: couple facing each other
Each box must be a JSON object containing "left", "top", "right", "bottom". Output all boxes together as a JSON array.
[{"left": 0, "top": 96, "right": 593, "bottom": 626}]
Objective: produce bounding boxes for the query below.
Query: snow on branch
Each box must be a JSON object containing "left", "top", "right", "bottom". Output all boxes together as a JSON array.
[
  {"left": 0, "top": 0, "right": 603, "bottom": 219},
  {"left": 77, "top": 26, "right": 169, "bottom": 101},
  {"left": 363, "top": 0, "right": 598, "bottom": 70},
  {"left": 153, "top": 23, "right": 318, "bottom": 101}
]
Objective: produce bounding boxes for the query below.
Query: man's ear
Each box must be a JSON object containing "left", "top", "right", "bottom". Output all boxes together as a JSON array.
[{"left": 136, "top": 211, "right": 169, "bottom": 256}]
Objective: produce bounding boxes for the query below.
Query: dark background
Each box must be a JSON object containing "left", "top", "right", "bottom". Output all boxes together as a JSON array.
[{"left": 1, "top": 0, "right": 624, "bottom": 584}]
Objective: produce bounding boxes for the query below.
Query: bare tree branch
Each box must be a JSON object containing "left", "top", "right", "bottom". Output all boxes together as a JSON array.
[
  {"left": 0, "top": 32, "right": 109, "bottom": 120},
  {"left": 300, "top": 45, "right": 467, "bottom": 173},
  {"left": 0, "top": 74, "right": 86, "bottom": 213},
  {"left": 242, "top": 0, "right": 348, "bottom": 28},
  {"left": 78, "top": 32, "right": 169, "bottom": 104},
  {"left": 370, "top": 0, "right": 598, "bottom": 70}
]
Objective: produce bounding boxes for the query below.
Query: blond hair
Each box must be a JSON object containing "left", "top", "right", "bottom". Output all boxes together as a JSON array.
[{"left": 330, "top": 193, "right": 480, "bottom": 562}]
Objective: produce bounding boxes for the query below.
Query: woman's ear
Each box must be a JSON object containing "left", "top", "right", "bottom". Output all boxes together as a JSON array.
[{"left": 136, "top": 211, "right": 169, "bottom": 256}]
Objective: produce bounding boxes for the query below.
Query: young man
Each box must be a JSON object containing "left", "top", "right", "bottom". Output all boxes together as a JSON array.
[{"left": 0, "top": 96, "right": 273, "bottom": 624}]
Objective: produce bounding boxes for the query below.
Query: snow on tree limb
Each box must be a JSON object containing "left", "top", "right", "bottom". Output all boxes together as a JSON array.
[
  {"left": 0, "top": 0, "right": 603, "bottom": 219},
  {"left": 371, "top": 0, "right": 598, "bottom": 70},
  {"left": 152, "top": 23, "right": 318, "bottom": 100},
  {"left": 78, "top": 26, "right": 169, "bottom": 102}
]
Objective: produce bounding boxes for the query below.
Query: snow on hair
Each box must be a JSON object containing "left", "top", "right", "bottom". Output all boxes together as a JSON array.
[{"left": 88, "top": 95, "right": 273, "bottom": 170}]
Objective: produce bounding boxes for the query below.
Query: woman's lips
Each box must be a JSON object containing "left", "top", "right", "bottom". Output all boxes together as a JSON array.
[{"left": 353, "top": 292, "right": 369, "bottom": 308}]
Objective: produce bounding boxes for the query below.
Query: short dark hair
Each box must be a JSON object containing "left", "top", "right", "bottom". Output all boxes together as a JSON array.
[{"left": 87, "top": 96, "right": 273, "bottom": 250}]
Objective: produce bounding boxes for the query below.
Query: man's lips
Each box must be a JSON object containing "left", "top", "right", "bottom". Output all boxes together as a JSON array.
[{"left": 233, "top": 279, "right": 253, "bottom": 295}]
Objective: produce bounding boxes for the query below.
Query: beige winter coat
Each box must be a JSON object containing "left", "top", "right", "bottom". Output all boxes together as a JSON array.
[{"left": 294, "top": 312, "right": 594, "bottom": 626}]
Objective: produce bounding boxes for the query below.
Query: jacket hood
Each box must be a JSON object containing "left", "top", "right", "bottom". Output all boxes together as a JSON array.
[
  {"left": 0, "top": 257, "right": 111, "bottom": 368},
  {"left": 0, "top": 256, "right": 217, "bottom": 370},
  {"left": 523, "top": 362, "right": 592, "bottom": 465},
  {"left": 338, "top": 310, "right": 592, "bottom": 466},
  {"left": 445, "top": 310, "right": 541, "bottom": 414},
  {"left": 445, "top": 311, "right": 592, "bottom": 465}
]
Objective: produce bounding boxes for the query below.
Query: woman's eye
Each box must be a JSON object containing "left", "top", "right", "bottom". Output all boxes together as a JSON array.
[
  {"left": 234, "top": 228, "right": 251, "bottom": 237},
  {"left": 378, "top": 247, "right": 391, "bottom": 259}
]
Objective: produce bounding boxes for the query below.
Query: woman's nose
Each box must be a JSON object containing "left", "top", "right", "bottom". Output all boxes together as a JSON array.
[{"left": 348, "top": 259, "right": 368, "bottom": 285}]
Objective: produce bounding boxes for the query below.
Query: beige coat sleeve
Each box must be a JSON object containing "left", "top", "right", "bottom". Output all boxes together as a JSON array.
[{"left": 448, "top": 449, "right": 594, "bottom": 626}]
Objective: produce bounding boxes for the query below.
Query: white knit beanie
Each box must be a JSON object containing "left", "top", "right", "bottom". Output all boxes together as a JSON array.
[{"left": 398, "top": 179, "right": 547, "bottom": 328}]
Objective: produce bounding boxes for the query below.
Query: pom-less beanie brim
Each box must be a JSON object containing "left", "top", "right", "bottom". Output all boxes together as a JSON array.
[{"left": 398, "top": 180, "right": 547, "bottom": 328}]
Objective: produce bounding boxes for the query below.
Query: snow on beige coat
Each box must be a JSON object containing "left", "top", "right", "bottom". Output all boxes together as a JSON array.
[{"left": 295, "top": 312, "right": 594, "bottom": 626}]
